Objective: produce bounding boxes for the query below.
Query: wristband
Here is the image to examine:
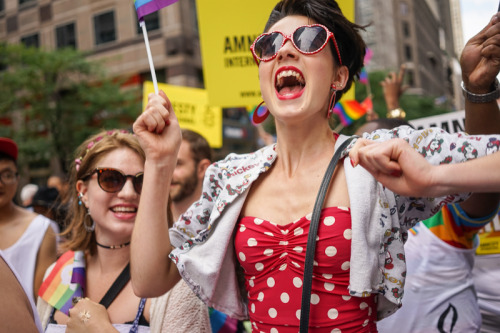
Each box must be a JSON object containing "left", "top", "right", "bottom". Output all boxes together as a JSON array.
[
  {"left": 386, "top": 108, "right": 406, "bottom": 119},
  {"left": 461, "top": 79, "right": 500, "bottom": 103}
]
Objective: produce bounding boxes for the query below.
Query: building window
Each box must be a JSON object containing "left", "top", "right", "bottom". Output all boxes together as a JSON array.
[
  {"left": 406, "top": 69, "right": 414, "bottom": 87},
  {"left": 399, "top": 2, "right": 408, "bottom": 16},
  {"left": 19, "top": 0, "right": 35, "bottom": 5},
  {"left": 94, "top": 11, "right": 116, "bottom": 45},
  {"left": 402, "top": 21, "right": 410, "bottom": 38},
  {"left": 56, "top": 22, "right": 77, "bottom": 49},
  {"left": 136, "top": 11, "right": 160, "bottom": 34},
  {"left": 404, "top": 44, "right": 412, "bottom": 61},
  {"left": 21, "top": 33, "right": 39, "bottom": 47},
  {"left": 0, "top": 0, "right": 4, "bottom": 12}
]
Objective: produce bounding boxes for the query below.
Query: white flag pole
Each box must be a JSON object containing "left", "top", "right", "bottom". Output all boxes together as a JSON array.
[{"left": 140, "top": 20, "right": 159, "bottom": 94}]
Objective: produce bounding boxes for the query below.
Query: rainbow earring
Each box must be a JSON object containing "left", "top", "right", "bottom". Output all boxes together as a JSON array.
[{"left": 252, "top": 101, "right": 269, "bottom": 125}]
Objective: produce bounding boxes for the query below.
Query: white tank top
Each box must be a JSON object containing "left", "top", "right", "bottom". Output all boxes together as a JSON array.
[
  {"left": 377, "top": 222, "right": 481, "bottom": 332},
  {"left": 3, "top": 215, "right": 59, "bottom": 302}
]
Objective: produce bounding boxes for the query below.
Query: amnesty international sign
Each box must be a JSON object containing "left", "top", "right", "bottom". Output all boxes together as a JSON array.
[
  {"left": 196, "top": 0, "right": 355, "bottom": 107},
  {"left": 142, "top": 81, "right": 222, "bottom": 148}
]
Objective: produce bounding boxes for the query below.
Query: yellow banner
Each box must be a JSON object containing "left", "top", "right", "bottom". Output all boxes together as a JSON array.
[
  {"left": 476, "top": 215, "right": 500, "bottom": 255},
  {"left": 142, "top": 81, "right": 223, "bottom": 148},
  {"left": 196, "top": 0, "right": 355, "bottom": 107}
]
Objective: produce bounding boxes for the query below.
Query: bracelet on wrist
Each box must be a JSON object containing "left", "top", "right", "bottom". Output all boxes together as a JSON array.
[
  {"left": 386, "top": 107, "right": 406, "bottom": 119},
  {"left": 461, "top": 79, "right": 500, "bottom": 103}
]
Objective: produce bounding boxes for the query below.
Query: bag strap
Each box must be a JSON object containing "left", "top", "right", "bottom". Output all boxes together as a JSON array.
[
  {"left": 99, "top": 263, "right": 131, "bottom": 309},
  {"left": 299, "top": 136, "right": 355, "bottom": 333}
]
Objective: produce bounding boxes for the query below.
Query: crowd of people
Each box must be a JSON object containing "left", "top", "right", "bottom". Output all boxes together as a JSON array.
[{"left": 1, "top": 0, "right": 500, "bottom": 332}]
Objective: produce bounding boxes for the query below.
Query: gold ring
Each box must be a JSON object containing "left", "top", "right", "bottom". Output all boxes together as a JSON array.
[
  {"left": 79, "top": 309, "right": 91, "bottom": 323},
  {"left": 72, "top": 296, "right": 83, "bottom": 306}
]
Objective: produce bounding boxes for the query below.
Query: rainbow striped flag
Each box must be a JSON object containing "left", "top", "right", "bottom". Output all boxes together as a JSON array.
[
  {"left": 209, "top": 307, "right": 240, "bottom": 332},
  {"left": 38, "top": 251, "right": 85, "bottom": 315},
  {"left": 333, "top": 100, "right": 368, "bottom": 126},
  {"left": 134, "top": 0, "right": 179, "bottom": 22},
  {"left": 364, "top": 47, "right": 374, "bottom": 65},
  {"left": 359, "top": 67, "right": 369, "bottom": 84}
]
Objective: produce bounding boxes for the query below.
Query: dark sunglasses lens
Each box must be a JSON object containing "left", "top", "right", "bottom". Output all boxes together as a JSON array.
[
  {"left": 255, "top": 32, "right": 283, "bottom": 59},
  {"left": 294, "top": 26, "right": 328, "bottom": 53},
  {"left": 98, "top": 170, "right": 125, "bottom": 193},
  {"left": 133, "top": 174, "right": 144, "bottom": 194}
]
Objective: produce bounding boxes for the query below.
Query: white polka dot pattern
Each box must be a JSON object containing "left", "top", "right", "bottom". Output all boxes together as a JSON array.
[{"left": 234, "top": 207, "right": 376, "bottom": 331}]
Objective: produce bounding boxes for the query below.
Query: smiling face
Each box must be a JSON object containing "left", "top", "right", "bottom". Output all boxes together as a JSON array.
[
  {"left": 77, "top": 147, "right": 144, "bottom": 245},
  {"left": 259, "top": 15, "right": 344, "bottom": 123}
]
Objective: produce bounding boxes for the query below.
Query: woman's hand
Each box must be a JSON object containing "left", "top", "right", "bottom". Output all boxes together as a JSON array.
[
  {"left": 349, "top": 138, "right": 440, "bottom": 197},
  {"left": 133, "top": 90, "right": 182, "bottom": 165},
  {"left": 67, "top": 298, "right": 117, "bottom": 333}
]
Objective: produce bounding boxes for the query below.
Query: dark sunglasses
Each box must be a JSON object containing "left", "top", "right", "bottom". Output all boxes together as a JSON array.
[
  {"left": 250, "top": 24, "right": 343, "bottom": 65},
  {"left": 87, "top": 168, "right": 144, "bottom": 194}
]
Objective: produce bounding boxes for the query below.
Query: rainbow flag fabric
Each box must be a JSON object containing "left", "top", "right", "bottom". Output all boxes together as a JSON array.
[
  {"left": 333, "top": 100, "right": 368, "bottom": 126},
  {"left": 38, "top": 251, "right": 86, "bottom": 315},
  {"left": 209, "top": 307, "right": 240, "bottom": 333},
  {"left": 134, "top": 0, "right": 179, "bottom": 22},
  {"left": 359, "top": 67, "right": 369, "bottom": 84}
]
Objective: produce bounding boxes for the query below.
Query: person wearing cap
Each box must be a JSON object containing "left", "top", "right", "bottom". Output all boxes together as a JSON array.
[{"left": 0, "top": 137, "right": 58, "bottom": 302}]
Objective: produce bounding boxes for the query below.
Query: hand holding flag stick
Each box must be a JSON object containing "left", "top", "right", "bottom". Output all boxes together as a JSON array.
[{"left": 135, "top": 0, "right": 179, "bottom": 94}]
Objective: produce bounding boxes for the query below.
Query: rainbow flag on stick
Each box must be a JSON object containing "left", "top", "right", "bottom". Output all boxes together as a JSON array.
[
  {"left": 333, "top": 100, "right": 368, "bottom": 126},
  {"left": 38, "top": 251, "right": 85, "bottom": 315},
  {"left": 134, "top": 0, "right": 179, "bottom": 94},
  {"left": 134, "top": 0, "right": 178, "bottom": 21}
]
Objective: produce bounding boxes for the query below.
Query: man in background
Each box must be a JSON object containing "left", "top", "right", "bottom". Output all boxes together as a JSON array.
[
  {"left": 170, "top": 129, "right": 213, "bottom": 221},
  {"left": 171, "top": 129, "right": 247, "bottom": 332}
]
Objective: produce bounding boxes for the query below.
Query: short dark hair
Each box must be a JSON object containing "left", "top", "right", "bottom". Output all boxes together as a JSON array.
[
  {"left": 0, "top": 152, "right": 16, "bottom": 166},
  {"left": 264, "top": 0, "right": 367, "bottom": 102},
  {"left": 181, "top": 129, "right": 213, "bottom": 164}
]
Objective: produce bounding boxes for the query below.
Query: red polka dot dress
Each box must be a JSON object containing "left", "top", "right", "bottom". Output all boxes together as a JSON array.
[{"left": 234, "top": 207, "right": 377, "bottom": 332}]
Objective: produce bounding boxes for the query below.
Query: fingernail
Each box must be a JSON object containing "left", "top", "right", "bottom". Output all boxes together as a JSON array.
[{"left": 350, "top": 158, "right": 357, "bottom": 167}]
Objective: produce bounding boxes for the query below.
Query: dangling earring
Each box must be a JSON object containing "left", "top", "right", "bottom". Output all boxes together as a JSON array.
[
  {"left": 328, "top": 84, "right": 338, "bottom": 119},
  {"left": 252, "top": 101, "right": 269, "bottom": 125},
  {"left": 84, "top": 209, "right": 95, "bottom": 232},
  {"left": 78, "top": 193, "right": 83, "bottom": 206}
]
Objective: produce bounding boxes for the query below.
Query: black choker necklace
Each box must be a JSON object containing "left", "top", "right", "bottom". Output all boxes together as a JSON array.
[{"left": 96, "top": 241, "right": 131, "bottom": 249}]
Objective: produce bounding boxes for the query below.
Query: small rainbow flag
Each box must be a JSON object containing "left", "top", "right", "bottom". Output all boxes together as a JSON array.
[
  {"left": 364, "top": 47, "right": 374, "bottom": 65},
  {"left": 333, "top": 100, "right": 368, "bottom": 126},
  {"left": 209, "top": 307, "right": 240, "bottom": 332},
  {"left": 38, "top": 251, "right": 85, "bottom": 315},
  {"left": 134, "top": 0, "right": 179, "bottom": 22},
  {"left": 359, "top": 67, "right": 369, "bottom": 85}
]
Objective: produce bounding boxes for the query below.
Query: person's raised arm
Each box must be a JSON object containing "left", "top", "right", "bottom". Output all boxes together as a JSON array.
[
  {"left": 131, "top": 90, "right": 182, "bottom": 297},
  {"left": 459, "top": 12, "right": 500, "bottom": 217},
  {"left": 349, "top": 138, "right": 500, "bottom": 197}
]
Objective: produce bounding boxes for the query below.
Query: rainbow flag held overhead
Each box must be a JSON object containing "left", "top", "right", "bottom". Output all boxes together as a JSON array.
[
  {"left": 333, "top": 100, "right": 368, "bottom": 126},
  {"left": 38, "top": 251, "right": 86, "bottom": 315},
  {"left": 134, "top": 0, "right": 179, "bottom": 22}
]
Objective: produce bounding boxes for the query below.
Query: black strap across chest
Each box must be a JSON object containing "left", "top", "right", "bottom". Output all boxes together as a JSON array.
[
  {"left": 99, "top": 263, "right": 131, "bottom": 308},
  {"left": 299, "top": 136, "right": 355, "bottom": 333}
]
